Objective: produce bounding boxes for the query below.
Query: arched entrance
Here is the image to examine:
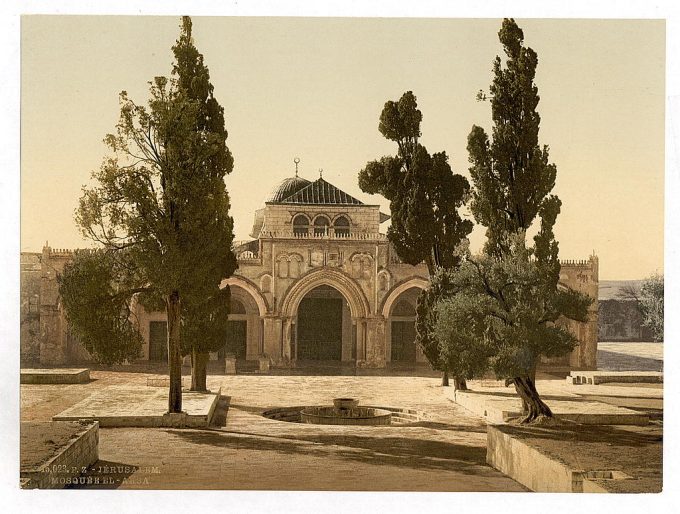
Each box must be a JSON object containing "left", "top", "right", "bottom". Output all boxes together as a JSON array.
[
  {"left": 280, "top": 268, "right": 370, "bottom": 365},
  {"left": 387, "top": 287, "right": 420, "bottom": 363},
  {"left": 217, "top": 279, "right": 268, "bottom": 360},
  {"left": 295, "top": 285, "right": 352, "bottom": 361},
  {"left": 219, "top": 298, "right": 248, "bottom": 359},
  {"left": 381, "top": 278, "right": 429, "bottom": 364}
]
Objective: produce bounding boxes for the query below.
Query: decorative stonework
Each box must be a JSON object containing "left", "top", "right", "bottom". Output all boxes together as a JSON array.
[{"left": 24, "top": 177, "right": 598, "bottom": 371}]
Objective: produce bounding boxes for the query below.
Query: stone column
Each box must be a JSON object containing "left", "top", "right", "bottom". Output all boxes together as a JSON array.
[
  {"left": 364, "top": 317, "right": 386, "bottom": 368},
  {"left": 282, "top": 317, "right": 293, "bottom": 361},
  {"left": 355, "top": 317, "right": 387, "bottom": 368},
  {"left": 39, "top": 248, "right": 67, "bottom": 365},
  {"left": 262, "top": 316, "right": 285, "bottom": 366}
]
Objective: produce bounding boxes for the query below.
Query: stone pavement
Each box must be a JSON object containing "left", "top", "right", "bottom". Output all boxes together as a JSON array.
[
  {"left": 20, "top": 372, "right": 526, "bottom": 491},
  {"left": 597, "top": 342, "right": 663, "bottom": 372},
  {"left": 53, "top": 385, "right": 219, "bottom": 427}
]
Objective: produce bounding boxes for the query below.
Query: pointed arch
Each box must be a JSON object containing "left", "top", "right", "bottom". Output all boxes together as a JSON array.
[
  {"left": 219, "top": 276, "right": 269, "bottom": 316},
  {"left": 380, "top": 277, "right": 429, "bottom": 318},
  {"left": 280, "top": 268, "right": 370, "bottom": 318}
]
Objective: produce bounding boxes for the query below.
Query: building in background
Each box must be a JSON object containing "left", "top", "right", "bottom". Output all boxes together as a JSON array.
[
  {"left": 598, "top": 280, "right": 653, "bottom": 342},
  {"left": 21, "top": 171, "right": 600, "bottom": 371}
]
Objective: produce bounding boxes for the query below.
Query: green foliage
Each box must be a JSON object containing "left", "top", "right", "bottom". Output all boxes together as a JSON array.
[
  {"left": 423, "top": 268, "right": 493, "bottom": 379},
  {"left": 58, "top": 250, "right": 144, "bottom": 365},
  {"left": 359, "top": 91, "right": 473, "bottom": 271},
  {"left": 62, "top": 16, "right": 237, "bottom": 365},
  {"left": 181, "top": 286, "right": 232, "bottom": 355},
  {"left": 433, "top": 19, "right": 593, "bottom": 382},
  {"left": 640, "top": 274, "right": 664, "bottom": 342},
  {"left": 436, "top": 236, "right": 590, "bottom": 379},
  {"left": 414, "top": 273, "right": 453, "bottom": 373},
  {"left": 467, "top": 19, "right": 557, "bottom": 257}
]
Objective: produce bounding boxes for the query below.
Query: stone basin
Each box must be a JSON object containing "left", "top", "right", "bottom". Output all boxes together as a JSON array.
[
  {"left": 333, "top": 398, "right": 359, "bottom": 410},
  {"left": 300, "top": 406, "right": 392, "bottom": 426}
]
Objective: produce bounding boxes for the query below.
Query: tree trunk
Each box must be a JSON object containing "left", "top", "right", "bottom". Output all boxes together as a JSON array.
[
  {"left": 512, "top": 376, "right": 553, "bottom": 424},
  {"left": 190, "top": 348, "right": 209, "bottom": 392},
  {"left": 453, "top": 376, "right": 468, "bottom": 391},
  {"left": 441, "top": 369, "right": 449, "bottom": 386},
  {"left": 166, "top": 291, "right": 183, "bottom": 413}
]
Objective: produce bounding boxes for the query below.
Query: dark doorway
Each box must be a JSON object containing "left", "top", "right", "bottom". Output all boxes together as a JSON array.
[
  {"left": 220, "top": 320, "right": 247, "bottom": 359},
  {"left": 297, "top": 286, "right": 343, "bottom": 361},
  {"left": 391, "top": 320, "right": 417, "bottom": 362},
  {"left": 149, "top": 321, "right": 168, "bottom": 362}
]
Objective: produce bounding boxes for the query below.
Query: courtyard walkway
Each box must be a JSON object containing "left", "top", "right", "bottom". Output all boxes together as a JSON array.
[
  {"left": 597, "top": 342, "right": 663, "bottom": 372},
  {"left": 20, "top": 372, "right": 526, "bottom": 491}
]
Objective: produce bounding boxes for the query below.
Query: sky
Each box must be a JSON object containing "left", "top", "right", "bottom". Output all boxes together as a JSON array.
[{"left": 20, "top": 16, "right": 665, "bottom": 280}]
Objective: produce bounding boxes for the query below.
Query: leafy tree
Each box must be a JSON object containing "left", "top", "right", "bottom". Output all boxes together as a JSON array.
[
  {"left": 64, "top": 17, "right": 236, "bottom": 411},
  {"left": 358, "top": 91, "right": 473, "bottom": 387},
  {"left": 430, "top": 267, "right": 493, "bottom": 383},
  {"left": 452, "top": 18, "right": 592, "bottom": 422},
  {"left": 181, "top": 286, "right": 233, "bottom": 391},
  {"left": 436, "top": 234, "right": 591, "bottom": 422},
  {"left": 359, "top": 92, "right": 473, "bottom": 272},
  {"left": 640, "top": 274, "right": 664, "bottom": 342},
  {"left": 58, "top": 250, "right": 145, "bottom": 365}
]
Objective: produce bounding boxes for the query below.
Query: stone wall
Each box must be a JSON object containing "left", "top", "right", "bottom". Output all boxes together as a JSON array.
[
  {"left": 261, "top": 203, "right": 382, "bottom": 235},
  {"left": 26, "top": 244, "right": 598, "bottom": 370},
  {"left": 540, "top": 256, "right": 599, "bottom": 371},
  {"left": 20, "top": 253, "right": 42, "bottom": 365}
]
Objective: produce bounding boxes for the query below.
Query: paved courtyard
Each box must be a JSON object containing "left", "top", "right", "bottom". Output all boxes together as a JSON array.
[
  {"left": 597, "top": 342, "right": 663, "bottom": 372},
  {"left": 20, "top": 372, "right": 526, "bottom": 491}
]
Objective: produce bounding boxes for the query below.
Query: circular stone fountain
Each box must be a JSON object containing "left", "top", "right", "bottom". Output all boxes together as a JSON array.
[{"left": 300, "top": 398, "right": 392, "bottom": 426}]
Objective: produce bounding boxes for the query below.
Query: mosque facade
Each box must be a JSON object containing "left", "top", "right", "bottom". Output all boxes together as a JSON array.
[{"left": 21, "top": 171, "right": 600, "bottom": 371}]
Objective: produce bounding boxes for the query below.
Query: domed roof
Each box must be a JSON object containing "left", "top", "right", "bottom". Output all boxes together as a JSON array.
[{"left": 267, "top": 176, "right": 312, "bottom": 203}]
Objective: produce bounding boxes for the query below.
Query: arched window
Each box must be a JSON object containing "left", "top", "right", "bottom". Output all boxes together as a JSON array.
[
  {"left": 313, "top": 215, "right": 330, "bottom": 236},
  {"left": 333, "top": 216, "right": 350, "bottom": 237},
  {"left": 392, "top": 298, "right": 416, "bottom": 317},
  {"left": 230, "top": 299, "right": 247, "bottom": 315},
  {"left": 292, "top": 214, "right": 309, "bottom": 236}
]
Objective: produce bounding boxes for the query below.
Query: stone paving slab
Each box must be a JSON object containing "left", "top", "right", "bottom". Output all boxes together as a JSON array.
[
  {"left": 21, "top": 368, "right": 90, "bottom": 384},
  {"left": 597, "top": 342, "right": 663, "bottom": 372},
  {"left": 53, "top": 385, "right": 219, "bottom": 428},
  {"left": 447, "top": 387, "right": 649, "bottom": 425},
  {"left": 34, "top": 374, "right": 527, "bottom": 491}
]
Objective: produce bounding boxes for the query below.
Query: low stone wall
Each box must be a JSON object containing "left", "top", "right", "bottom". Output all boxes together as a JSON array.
[
  {"left": 487, "top": 424, "right": 581, "bottom": 492},
  {"left": 21, "top": 368, "right": 90, "bottom": 384},
  {"left": 21, "top": 421, "right": 99, "bottom": 489},
  {"left": 567, "top": 371, "right": 663, "bottom": 385},
  {"left": 53, "top": 387, "right": 221, "bottom": 428},
  {"left": 487, "top": 426, "right": 640, "bottom": 493}
]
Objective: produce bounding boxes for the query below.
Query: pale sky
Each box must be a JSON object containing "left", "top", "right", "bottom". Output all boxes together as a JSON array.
[{"left": 20, "top": 16, "right": 665, "bottom": 280}]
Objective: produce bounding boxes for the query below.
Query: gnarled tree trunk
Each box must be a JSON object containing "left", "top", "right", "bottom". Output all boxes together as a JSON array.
[
  {"left": 441, "top": 369, "right": 450, "bottom": 386},
  {"left": 190, "top": 348, "right": 209, "bottom": 392},
  {"left": 166, "top": 291, "right": 183, "bottom": 413},
  {"left": 453, "top": 376, "right": 468, "bottom": 390},
  {"left": 512, "top": 376, "right": 552, "bottom": 423}
]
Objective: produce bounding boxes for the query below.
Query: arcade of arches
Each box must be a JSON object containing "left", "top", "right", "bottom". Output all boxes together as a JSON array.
[{"left": 26, "top": 172, "right": 599, "bottom": 371}]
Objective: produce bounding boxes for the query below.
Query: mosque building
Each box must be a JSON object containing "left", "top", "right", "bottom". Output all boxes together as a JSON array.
[{"left": 21, "top": 162, "right": 600, "bottom": 371}]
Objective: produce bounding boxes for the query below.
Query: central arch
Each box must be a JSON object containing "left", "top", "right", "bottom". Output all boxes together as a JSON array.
[
  {"left": 280, "top": 268, "right": 370, "bottom": 319},
  {"left": 280, "top": 268, "right": 370, "bottom": 364}
]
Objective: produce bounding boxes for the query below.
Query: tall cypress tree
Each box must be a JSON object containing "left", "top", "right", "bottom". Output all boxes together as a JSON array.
[
  {"left": 452, "top": 18, "right": 591, "bottom": 422},
  {"left": 63, "top": 16, "right": 236, "bottom": 412},
  {"left": 359, "top": 91, "right": 473, "bottom": 387}
]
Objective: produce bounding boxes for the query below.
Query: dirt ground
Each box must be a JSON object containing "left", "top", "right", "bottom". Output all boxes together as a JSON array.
[
  {"left": 20, "top": 421, "right": 88, "bottom": 471},
  {"left": 499, "top": 421, "right": 663, "bottom": 493}
]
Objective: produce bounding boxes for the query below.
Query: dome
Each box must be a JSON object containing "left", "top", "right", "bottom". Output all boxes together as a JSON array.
[{"left": 267, "top": 176, "right": 312, "bottom": 203}]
